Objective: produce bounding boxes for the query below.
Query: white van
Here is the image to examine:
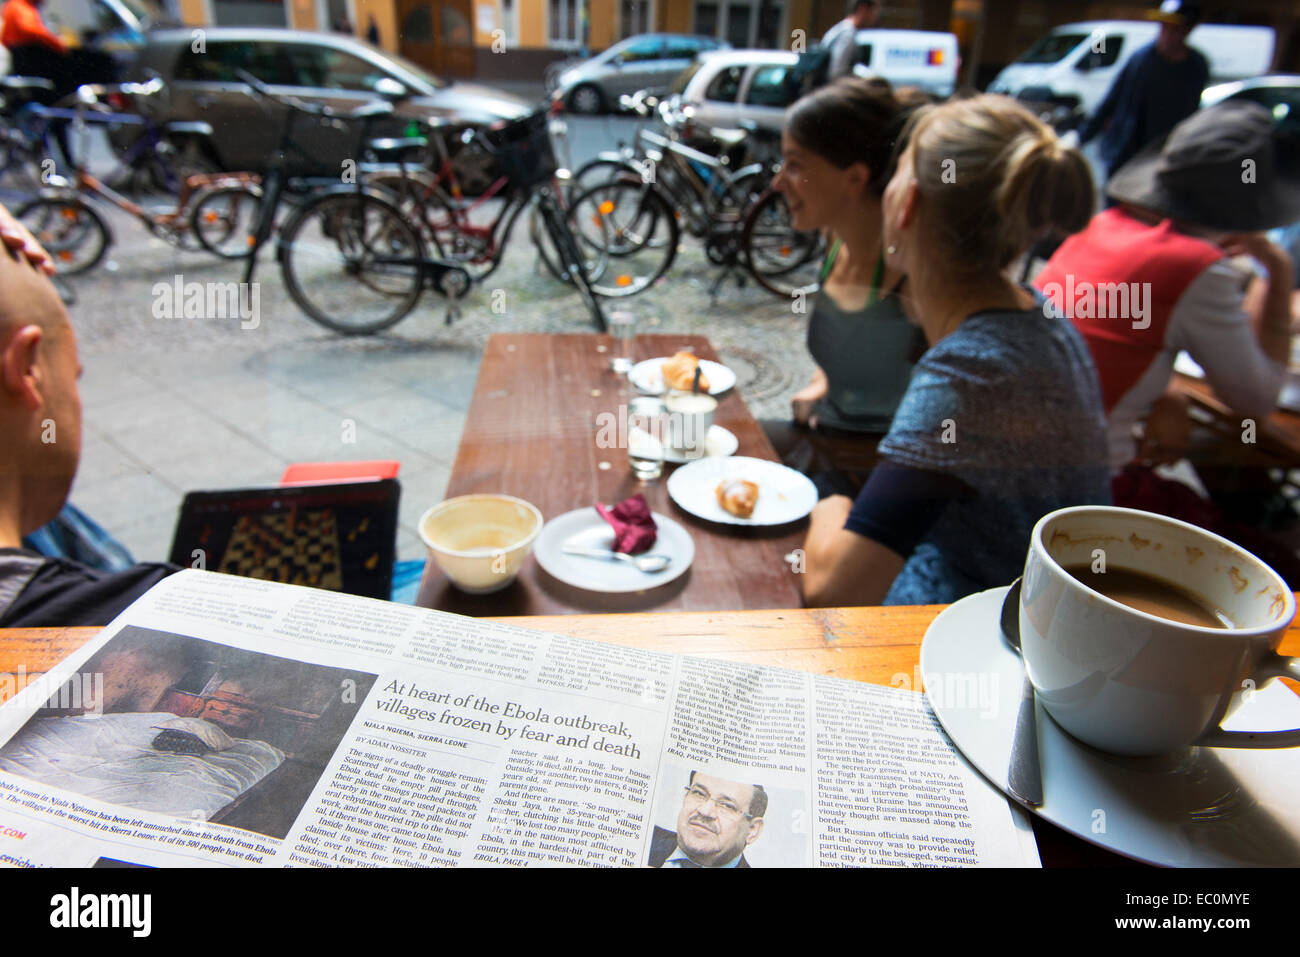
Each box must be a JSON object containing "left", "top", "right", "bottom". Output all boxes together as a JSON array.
[
  {"left": 853, "top": 29, "right": 960, "bottom": 98},
  {"left": 987, "top": 20, "right": 1275, "bottom": 117}
]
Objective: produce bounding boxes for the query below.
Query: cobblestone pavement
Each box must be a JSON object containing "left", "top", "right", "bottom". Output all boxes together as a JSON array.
[{"left": 46, "top": 122, "right": 816, "bottom": 565}]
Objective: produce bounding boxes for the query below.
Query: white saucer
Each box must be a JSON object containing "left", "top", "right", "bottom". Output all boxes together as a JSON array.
[
  {"left": 630, "top": 357, "right": 736, "bottom": 396},
  {"left": 921, "top": 586, "right": 1300, "bottom": 866},
  {"left": 533, "top": 507, "right": 694, "bottom": 593},
  {"left": 666, "top": 456, "right": 817, "bottom": 526},
  {"left": 630, "top": 425, "right": 739, "bottom": 464}
]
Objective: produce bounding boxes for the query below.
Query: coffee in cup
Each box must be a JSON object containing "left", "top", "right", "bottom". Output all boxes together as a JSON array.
[
  {"left": 664, "top": 392, "right": 716, "bottom": 453},
  {"left": 1019, "top": 505, "right": 1300, "bottom": 756}
]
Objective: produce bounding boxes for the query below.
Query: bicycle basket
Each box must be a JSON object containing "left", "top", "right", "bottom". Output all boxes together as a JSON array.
[{"left": 483, "top": 110, "right": 557, "bottom": 188}]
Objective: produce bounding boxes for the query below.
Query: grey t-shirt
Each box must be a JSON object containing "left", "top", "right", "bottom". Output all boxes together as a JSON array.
[
  {"left": 822, "top": 19, "right": 859, "bottom": 80},
  {"left": 876, "top": 308, "right": 1112, "bottom": 604}
]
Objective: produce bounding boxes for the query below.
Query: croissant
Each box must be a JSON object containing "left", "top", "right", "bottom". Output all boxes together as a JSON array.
[
  {"left": 716, "top": 479, "right": 759, "bottom": 519},
  {"left": 662, "top": 351, "right": 710, "bottom": 392}
]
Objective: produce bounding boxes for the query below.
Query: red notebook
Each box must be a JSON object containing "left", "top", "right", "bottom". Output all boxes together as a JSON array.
[{"left": 280, "top": 461, "right": 401, "bottom": 486}]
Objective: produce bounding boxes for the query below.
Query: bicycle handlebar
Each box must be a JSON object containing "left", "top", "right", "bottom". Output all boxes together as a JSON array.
[{"left": 235, "top": 68, "right": 332, "bottom": 118}]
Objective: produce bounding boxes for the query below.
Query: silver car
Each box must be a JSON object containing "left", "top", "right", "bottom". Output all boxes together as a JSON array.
[
  {"left": 551, "top": 33, "right": 726, "bottom": 114},
  {"left": 112, "top": 28, "right": 529, "bottom": 188}
]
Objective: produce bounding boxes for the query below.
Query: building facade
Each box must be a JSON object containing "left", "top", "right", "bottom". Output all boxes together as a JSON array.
[{"left": 174, "top": 0, "right": 1300, "bottom": 84}]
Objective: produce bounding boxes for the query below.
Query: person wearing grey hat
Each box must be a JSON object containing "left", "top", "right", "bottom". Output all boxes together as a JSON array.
[
  {"left": 1076, "top": 0, "right": 1210, "bottom": 182},
  {"left": 1036, "top": 99, "right": 1297, "bottom": 477}
]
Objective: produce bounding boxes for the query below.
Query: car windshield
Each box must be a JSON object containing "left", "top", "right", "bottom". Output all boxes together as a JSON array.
[
  {"left": 1016, "top": 33, "right": 1087, "bottom": 65},
  {"left": 671, "top": 62, "right": 703, "bottom": 93},
  {"left": 112, "top": 0, "right": 173, "bottom": 29},
  {"left": 361, "top": 43, "right": 449, "bottom": 90}
]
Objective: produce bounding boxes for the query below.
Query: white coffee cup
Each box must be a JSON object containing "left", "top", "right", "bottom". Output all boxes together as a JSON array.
[
  {"left": 1019, "top": 505, "right": 1300, "bottom": 756},
  {"left": 664, "top": 392, "right": 716, "bottom": 452}
]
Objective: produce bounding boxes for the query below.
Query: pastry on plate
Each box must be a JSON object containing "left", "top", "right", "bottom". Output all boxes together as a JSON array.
[
  {"left": 716, "top": 478, "right": 758, "bottom": 518},
  {"left": 662, "top": 351, "right": 710, "bottom": 392}
]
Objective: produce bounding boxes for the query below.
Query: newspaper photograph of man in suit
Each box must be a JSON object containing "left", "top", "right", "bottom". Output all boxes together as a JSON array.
[{"left": 648, "top": 770, "right": 767, "bottom": 868}]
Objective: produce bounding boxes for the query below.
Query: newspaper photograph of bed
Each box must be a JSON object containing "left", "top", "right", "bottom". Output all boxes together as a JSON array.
[{"left": 0, "top": 626, "right": 378, "bottom": 839}]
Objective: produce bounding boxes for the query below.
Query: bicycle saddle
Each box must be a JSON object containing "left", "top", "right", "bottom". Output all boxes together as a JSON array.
[{"left": 366, "top": 136, "right": 427, "bottom": 161}]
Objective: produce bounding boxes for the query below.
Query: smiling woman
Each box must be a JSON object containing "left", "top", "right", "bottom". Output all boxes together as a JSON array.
[{"left": 761, "top": 77, "right": 926, "bottom": 499}]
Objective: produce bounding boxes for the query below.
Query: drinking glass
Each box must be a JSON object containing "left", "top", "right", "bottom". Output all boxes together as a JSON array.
[
  {"left": 627, "top": 404, "right": 664, "bottom": 481},
  {"left": 609, "top": 311, "right": 637, "bottom": 374}
]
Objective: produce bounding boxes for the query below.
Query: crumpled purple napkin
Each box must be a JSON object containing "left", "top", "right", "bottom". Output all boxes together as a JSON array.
[{"left": 595, "top": 494, "right": 657, "bottom": 554}]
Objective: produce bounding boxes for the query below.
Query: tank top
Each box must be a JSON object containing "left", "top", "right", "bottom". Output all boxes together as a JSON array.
[{"left": 808, "top": 240, "right": 926, "bottom": 432}]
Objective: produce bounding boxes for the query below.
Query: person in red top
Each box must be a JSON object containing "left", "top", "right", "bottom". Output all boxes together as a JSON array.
[
  {"left": 1036, "top": 100, "right": 1297, "bottom": 474},
  {"left": 1, "top": 0, "right": 66, "bottom": 54},
  {"left": 1036, "top": 100, "right": 1300, "bottom": 579}
]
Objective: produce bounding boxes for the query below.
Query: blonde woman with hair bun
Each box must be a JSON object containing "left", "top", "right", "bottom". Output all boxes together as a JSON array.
[{"left": 801, "top": 94, "right": 1111, "bottom": 607}]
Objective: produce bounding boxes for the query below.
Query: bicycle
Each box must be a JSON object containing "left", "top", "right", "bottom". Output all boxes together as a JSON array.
[
  {"left": 13, "top": 80, "right": 258, "bottom": 274},
  {"left": 236, "top": 73, "right": 605, "bottom": 334}
]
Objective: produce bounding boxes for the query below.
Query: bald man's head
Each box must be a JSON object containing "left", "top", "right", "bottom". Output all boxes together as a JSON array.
[
  {"left": 0, "top": 242, "right": 70, "bottom": 343},
  {"left": 0, "top": 244, "right": 82, "bottom": 538}
]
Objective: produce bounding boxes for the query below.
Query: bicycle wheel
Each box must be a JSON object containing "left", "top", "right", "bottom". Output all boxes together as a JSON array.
[
  {"left": 278, "top": 191, "right": 425, "bottom": 335},
  {"left": 17, "top": 195, "right": 110, "bottom": 275},
  {"left": 189, "top": 183, "right": 262, "bottom": 259},
  {"left": 741, "top": 190, "right": 824, "bottom": 299},
  {"left": 567, "top": 178, "right": 678, "bottom": 297},
  {"left": 0, "top": 129, "right": 44, "bottom": 195},
  {"left": 536, "top": 194, "right": 607, "bottom": 332}
]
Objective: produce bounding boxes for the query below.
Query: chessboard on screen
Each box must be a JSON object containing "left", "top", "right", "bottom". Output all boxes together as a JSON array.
[{"left": 168, "top": 480, "right": 400, "bottom": 600}]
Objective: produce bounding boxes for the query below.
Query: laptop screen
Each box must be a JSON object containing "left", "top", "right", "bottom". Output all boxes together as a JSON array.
[{"left": 168, "top": 480, "right": 400, "bottom": 600}]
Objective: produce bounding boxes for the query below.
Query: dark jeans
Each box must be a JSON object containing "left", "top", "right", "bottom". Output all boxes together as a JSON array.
[{"left": 761, "top": 418, "right": 885, "bottom": 500}]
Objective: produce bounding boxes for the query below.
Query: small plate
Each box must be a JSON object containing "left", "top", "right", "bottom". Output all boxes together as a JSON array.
[
  {"left": 630, "top": 357, "right": 736, "bottom": 396},
  {"left": 629, "top": 425, "right": 739, "bottom": 464},
  {"left": 921, "top": 586, "right": 1300, "bottom": 866},
  {"left": 667, "top": 456, "right": 818, "bottom": 526},
  {"left": 533, "top": 507, "right": 694, "bottom": 593}
]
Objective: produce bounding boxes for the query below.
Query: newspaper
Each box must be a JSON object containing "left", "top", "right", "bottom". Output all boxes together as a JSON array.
[{"left": 0, "top": 570, "right": 1039, "bottom": 868}]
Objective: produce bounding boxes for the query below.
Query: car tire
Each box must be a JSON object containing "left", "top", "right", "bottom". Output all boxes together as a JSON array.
[{"left": 568, "top": 84, "right": 605, "bottom": 115}]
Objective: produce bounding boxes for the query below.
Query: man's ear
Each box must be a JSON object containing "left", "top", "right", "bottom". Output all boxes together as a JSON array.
[
  {"left": 745, "top": 816, "right": 764, "bottom": 846},
  {"left": 1, "top": 325, "right": 45, "bottom": 410}
]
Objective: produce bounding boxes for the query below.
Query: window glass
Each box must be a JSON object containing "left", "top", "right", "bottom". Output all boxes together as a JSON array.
[
  {"left": 664, "top": 38, "right": 702, "bottom": 59},
  {"left": 695, "top": 2, "right": 719, "bottom": 37},
  {"left": 550, "top": 0, "right": 577, "bottom": 42},
  {"left": 1016, "top": 33, "right": 1087, "bottom": 65},
  {"left": 441, "top": 2, "right": 472, "bottom": 46},
  {"left": 671, "top": 62, "right": 703, "bottom": 93},
  {"left": 619, "top": 37, "right": 664, "bottom": 62},
  {"left": 704, "top": 64, "right": 743, "bottom": 102},
  {"left": 745, "top": 64, "right": 793, "bottom": 107},
  {"left": 1229, "top": 87, "right": 1300, "bottom": 136},
  {"left": 400, "top": 6, "right": 433, "bottom": 43},
  {"left": 1077, "top": 35, "right": 1124, "bottom": 71},
  {"left": 176, "top": 41, "right": 290, "bottom": 85}
]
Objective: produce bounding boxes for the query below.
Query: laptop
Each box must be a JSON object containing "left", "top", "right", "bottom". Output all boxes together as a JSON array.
[{"left": 169, "top": 480, "right": 400, "bottom": 600}]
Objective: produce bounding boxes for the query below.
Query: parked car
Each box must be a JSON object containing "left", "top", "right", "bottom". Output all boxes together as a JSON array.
[
  {"left": 1201, "top": 74, "right": 1300, "bottom": 136},
  {"left": 109, "top": 28, "right": 530, "bottom": 187},
  {"left": 852, "top": 29, "right": 960, "bottom": 98},
  {"left": 988, "top": 20, "right": 1275, "bottom": 119},
  {"left": 551, "top": 33, "right": 727, "bottom": 114},
  {"left": 673, "top": 49, "right": 798, "bottom": 132}
]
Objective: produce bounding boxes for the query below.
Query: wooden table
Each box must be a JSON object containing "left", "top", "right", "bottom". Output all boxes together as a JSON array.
[
  {"left": 1172, "top": 373, "right": 1300, "bottom": 469},
  {"left": 415, "top": 333, "right": 806, "bottom": 615},
  {"left": 5, "top": 614, "right": 1297, "bottom": 868}
]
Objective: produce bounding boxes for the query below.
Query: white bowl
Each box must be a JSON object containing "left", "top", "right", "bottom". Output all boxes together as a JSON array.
[{"left": 418, "top": 494, "right": 543, "bottom": 594}]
